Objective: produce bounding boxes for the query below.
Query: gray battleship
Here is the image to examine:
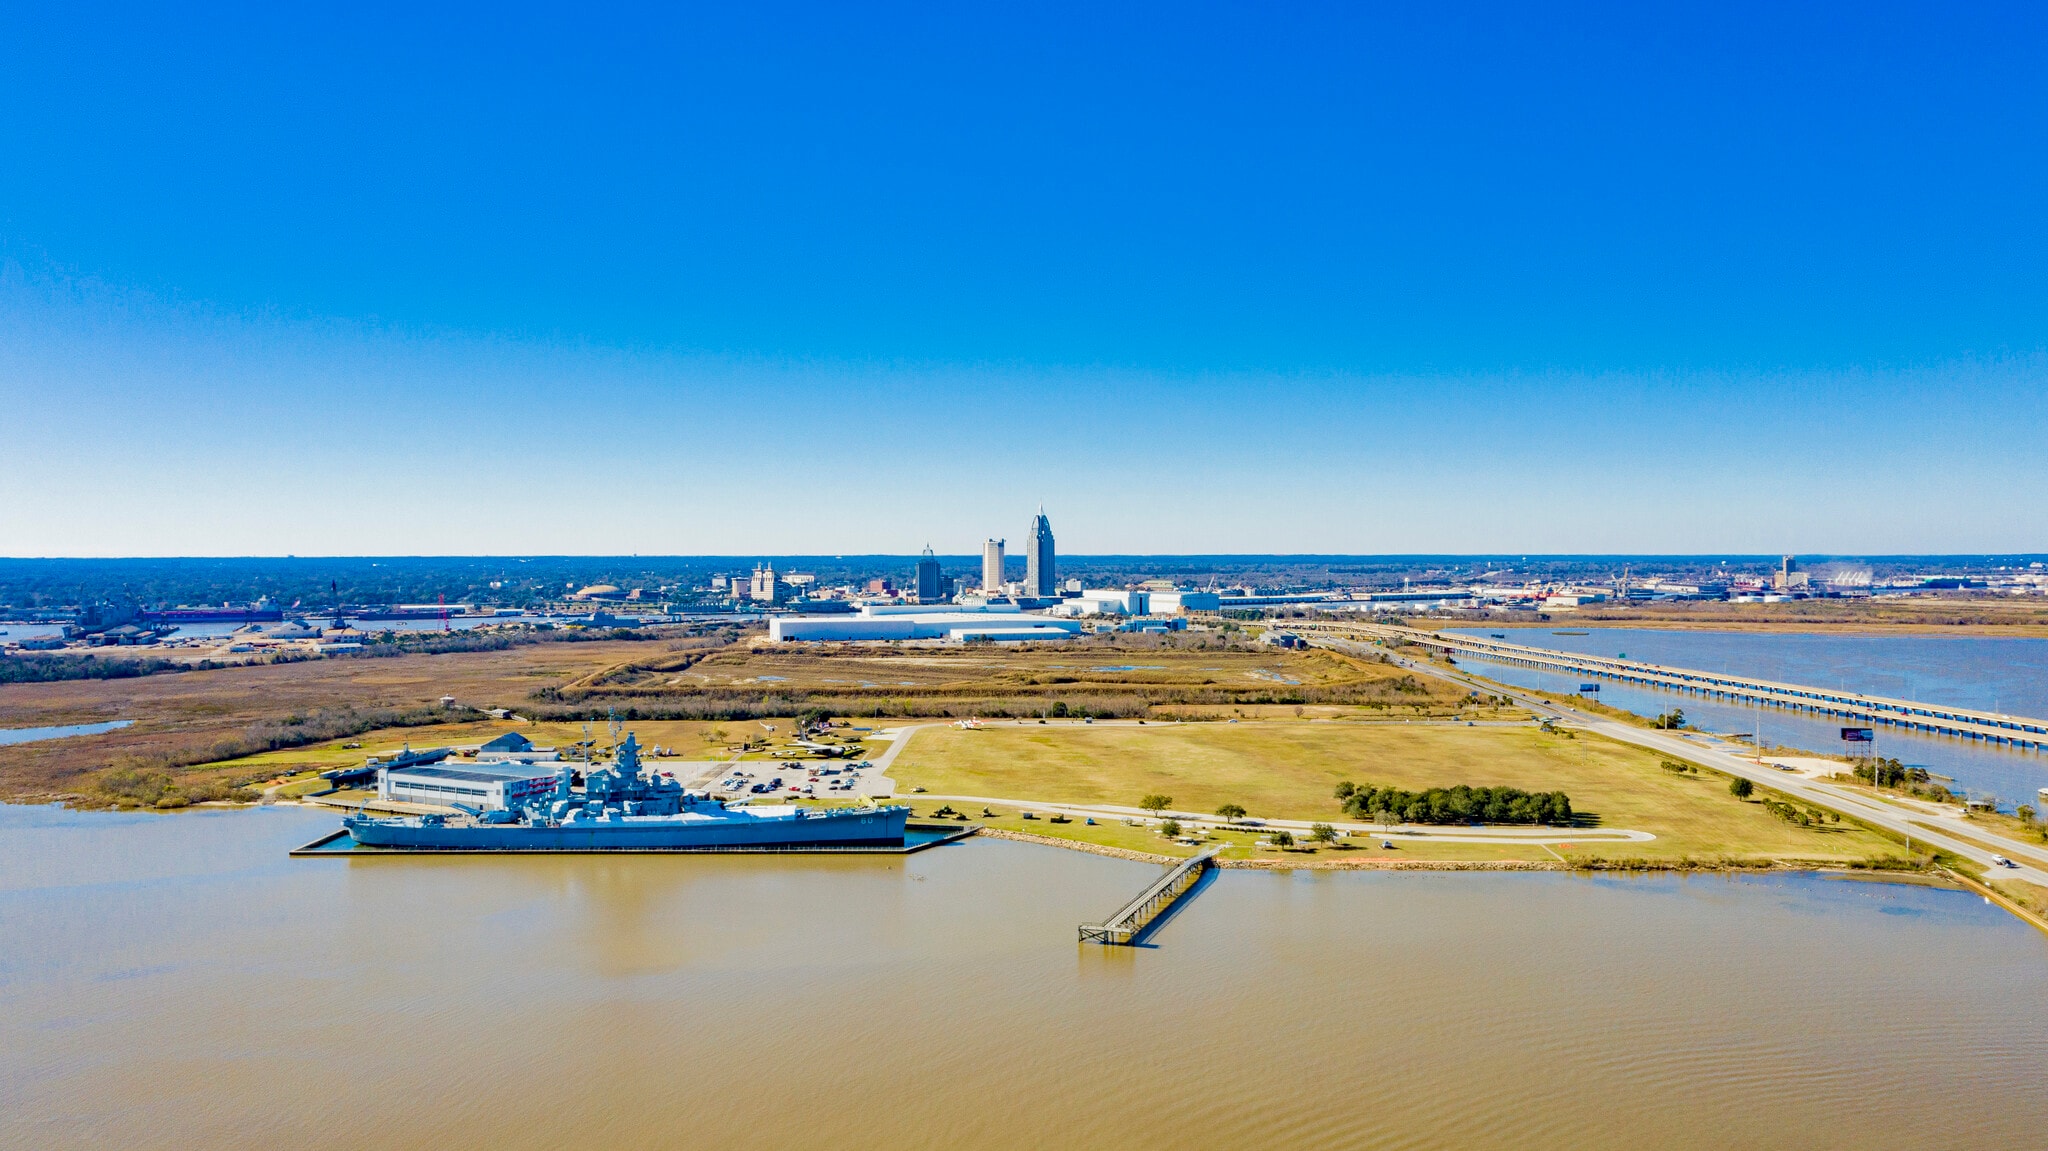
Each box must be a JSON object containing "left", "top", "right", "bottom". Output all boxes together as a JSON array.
[{"left": 342, "top": 731, "right": 908, "bottom": 851}]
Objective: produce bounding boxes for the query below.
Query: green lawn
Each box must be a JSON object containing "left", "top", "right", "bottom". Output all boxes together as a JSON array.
[
  {"left": 190, "top": 718, "right": 762, "bottom": 775},
  {"left": 889, "top": 720, "right": 1898, "bottom": 864}
]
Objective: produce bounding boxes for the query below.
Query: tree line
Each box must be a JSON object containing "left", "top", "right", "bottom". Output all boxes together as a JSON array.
[
  {"left": 0, "top": 653, "right": 203, "bottom": 683},
  {"left": 1333, "top": 780, "right": 1574, "bottom": 826}
]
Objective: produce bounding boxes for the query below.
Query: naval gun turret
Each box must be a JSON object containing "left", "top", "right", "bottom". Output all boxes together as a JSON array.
[{"left": 551, "top": 732, "right": 688, "bottom": 818}]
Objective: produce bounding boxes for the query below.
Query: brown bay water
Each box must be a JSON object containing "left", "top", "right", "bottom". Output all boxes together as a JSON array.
[{"left": 4, "top": 803, "right": 2047, "bottom": 1150}]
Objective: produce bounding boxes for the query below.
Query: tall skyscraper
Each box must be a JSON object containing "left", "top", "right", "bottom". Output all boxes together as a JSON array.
[
  {"left": 1025, "top": 508, "right": 1056, "bottom": 597},
  {"left": 982, "top": 538, "right": 1006, "bottom": 592},
  {"left": 915, "top": 545, "right": 943, "bottom": 602}
]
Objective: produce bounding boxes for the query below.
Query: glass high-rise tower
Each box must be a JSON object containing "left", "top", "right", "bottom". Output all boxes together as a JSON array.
[
  {"left": 915, "top": 545, "right": 943, "bottom": 602},
  {"left": 1025, "top": 508, "right": 1056, "bottom": 598}
]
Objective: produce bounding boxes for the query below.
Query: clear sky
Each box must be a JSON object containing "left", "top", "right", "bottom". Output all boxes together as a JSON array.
[{"left": 3, "top": 3, "right": 2044, "bottom": 557}]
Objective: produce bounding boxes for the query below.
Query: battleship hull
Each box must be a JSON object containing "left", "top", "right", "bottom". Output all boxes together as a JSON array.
[{"left": 344, "top": 805, "right": 908, "bottom": 851}]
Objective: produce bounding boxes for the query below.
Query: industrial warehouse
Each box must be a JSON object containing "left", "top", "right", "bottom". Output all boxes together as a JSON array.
[{"left": 767, "top": 602, "right": 1086, "bottom": 643}]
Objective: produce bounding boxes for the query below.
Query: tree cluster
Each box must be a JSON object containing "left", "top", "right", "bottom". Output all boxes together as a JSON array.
[
  {"left": 1760, "top": 797, "right": 1834, "bottom": 827},
  {"left": 87, "top": 702, "right": 460, "bottom": 803},
  {"left": 1333, "top": 780, "right": 1573, "bottom": 826},
  {"left": 1849, "top": 756, "right": 1958, "bottom": 803},
  {"left": 1852, "top": 756, "right": 1927, "bottom": 789},
  {"left": 97, "top": 766, "right": 258, "bottom": 809}
]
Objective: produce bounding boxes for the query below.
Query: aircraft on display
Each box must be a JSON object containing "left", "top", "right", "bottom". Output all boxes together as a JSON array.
[{"left": 792, "top": 739, "right": 857, "bottom": 758}]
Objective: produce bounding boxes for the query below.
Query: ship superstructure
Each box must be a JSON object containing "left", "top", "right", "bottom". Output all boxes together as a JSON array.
[{"left": 342, "top": 729, "right": 907, "bottom": 851}]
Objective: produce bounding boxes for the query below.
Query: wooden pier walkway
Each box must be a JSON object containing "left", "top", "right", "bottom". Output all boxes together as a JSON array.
[
  {"left": 1304, "top": 622, "right": 2048, "bottom": 750},
  {"left": 1079, "top": 847, "right": 1220, "bottom": 945}
]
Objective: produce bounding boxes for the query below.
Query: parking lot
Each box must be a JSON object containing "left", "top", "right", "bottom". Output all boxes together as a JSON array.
[{"left": 709, "top": 757, "right": 881, "bottom": 803}]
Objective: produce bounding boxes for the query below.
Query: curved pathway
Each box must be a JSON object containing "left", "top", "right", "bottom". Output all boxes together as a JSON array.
[
  {"left": 911, "top": 794, "right": 1650, "bottom": 845},
  {"left": 858, "top": 721, "right": 1651, "bottom": 845},
  {"left": 854, "top": 722, "right": 941, "bottom": 797}
]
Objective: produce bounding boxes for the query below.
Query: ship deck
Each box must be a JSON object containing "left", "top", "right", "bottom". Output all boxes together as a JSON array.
[{"left": 290, "top": 821, "right": 976, "bottom": 856}]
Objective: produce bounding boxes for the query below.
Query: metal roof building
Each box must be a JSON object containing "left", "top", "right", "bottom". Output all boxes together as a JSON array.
[
  {"left": 769, "top": 603, "right": 1084, "bottom": 643},
  {"left": 378, "top": 763, "right": 560, "bottom": 811},
  {"left": 478, "top": 731, "right": 534, "bottom": 753}
]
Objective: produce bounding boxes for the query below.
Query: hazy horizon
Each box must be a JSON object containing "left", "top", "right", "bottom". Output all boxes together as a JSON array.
[
  {"left": 5, "top": 5, "right": 2045, "bottom": 556},
  {"left": 3, "top": 551, "right": 2043, "bottom": 565}
]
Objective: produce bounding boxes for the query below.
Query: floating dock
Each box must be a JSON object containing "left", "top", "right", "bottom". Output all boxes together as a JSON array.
[
  {"left": 291, "top": 821, "right": 976, "bottom": 857},
  {"left": 1079, "top": 848, "right": 1220, "bottom": 945}
]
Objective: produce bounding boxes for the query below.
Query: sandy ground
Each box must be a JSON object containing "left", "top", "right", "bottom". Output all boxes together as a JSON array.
[{"left": 1757, "top": 755, "right": 1848, "bottom": 779}]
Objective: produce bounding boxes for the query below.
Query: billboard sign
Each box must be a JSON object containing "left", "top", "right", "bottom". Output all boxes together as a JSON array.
[
  {"left": 1840, "top": 727, "right": 1875, "bottom": 743},
  {"left": 1579, "top": 683, "right": 1600, "bottom": 693}
]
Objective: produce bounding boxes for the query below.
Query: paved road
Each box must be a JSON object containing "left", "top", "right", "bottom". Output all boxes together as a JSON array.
[
  {"left": 855, "top": 722, "right": 942, "bottom": 797},
  {"left": 857, "top": 684, "right": 2048, "bottom": 882},
  {"left": 907, "top": 792, "right": 1650, "bottom": 846},
  {"left": 1318, "top": 635, "right": 2048, "bottom": 886}
]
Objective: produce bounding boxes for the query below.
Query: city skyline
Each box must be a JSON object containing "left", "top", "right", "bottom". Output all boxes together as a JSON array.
[{"left": 4, "top": 5, "right": 2047, "bottom": 557}]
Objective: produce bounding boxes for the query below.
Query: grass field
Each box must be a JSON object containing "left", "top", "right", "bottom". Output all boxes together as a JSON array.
[
  {"left": 196, "top": 718, "right": 770, "bottom": 775},
  {"left": 0, "top": 636, "right": 681, "bottom": 801},
  {"left": 888, "top": 720, "right": 1900, "bottom": 865},
  {"left": 1, "top": 621, "right": 1501, "bottom": 805},
  {"left": 544, "top": 634, "right": 1478, "bottom": 717},
  {"left": 0, "top": 622, "right": 1921, "bottom": 877},
  {"left": 958, "top": 804, "right": 1581, "bottom": 863},
  {"left": 1986, "top": 877, "right": 2048, "bottom": 925},
  {"left": 169, "top": 714, "right": 907, "bottom": 790}
]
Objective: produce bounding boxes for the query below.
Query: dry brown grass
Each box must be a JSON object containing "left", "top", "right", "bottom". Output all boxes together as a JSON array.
[
  {"left": 541, "top": 635, "right": 1469, "bottom": 718},
  {"left": 1986, "top": 877, "right": 2048, "bottom": 926},
  {"left": 1, "top": 632, "right": 1475, "bottom": 805},
  {"left": 0, "top": 637, "right": 676, "bottom": 801}
]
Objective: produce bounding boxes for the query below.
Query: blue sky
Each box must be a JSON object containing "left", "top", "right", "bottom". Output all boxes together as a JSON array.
[{"left": 3, "top": 3, "right": 2045, "bottom": 556}]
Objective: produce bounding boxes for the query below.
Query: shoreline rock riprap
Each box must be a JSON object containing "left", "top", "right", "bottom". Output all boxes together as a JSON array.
[{"left": 969, "top": 826, "right": 1935, "bottom": 875}]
